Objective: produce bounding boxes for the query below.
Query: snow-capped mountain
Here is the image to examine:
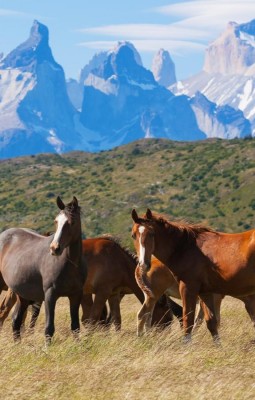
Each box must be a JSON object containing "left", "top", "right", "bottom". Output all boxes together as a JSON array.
[
  {"left": 172, "top": 19, "right": 255, "bottom": 135},
  {"left": 0, "top": 20, "right": 253, "bottom": 158},
  {"left": 152, "top": 49, "right": 176, "bottom": 87},
  {"left": 79, "top": 41, "right": 209, "bottom": 149},
  {"left": 79, "top": 40, "right": 250, "bottom": 148},
  {"left": 0, "top": 20, "right": 91, "bottom": 158},
  {"left": 66, "top": 51, "right": 109, "bottom": 110}
]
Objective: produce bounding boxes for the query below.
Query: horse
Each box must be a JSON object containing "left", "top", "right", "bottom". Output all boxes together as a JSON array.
[
  {"left": 131, "top": 208, "right": 255, "bottom": 343},
  {"left": 0, "top": 196, "right": 86, "bottom": 343},
  {"left": 0, "top": 236, "right": 182, "bottom": 332},
  {"left": 80, "top": 236, "right": 183, "bottom": 330},
  {"left": 134, "top": 254, "right": 224, "bottom": 336}
]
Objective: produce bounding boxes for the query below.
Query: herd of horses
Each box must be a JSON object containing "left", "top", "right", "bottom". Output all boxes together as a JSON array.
[{"left": 0, "top": 196, "right": 255, "bottom": 345}]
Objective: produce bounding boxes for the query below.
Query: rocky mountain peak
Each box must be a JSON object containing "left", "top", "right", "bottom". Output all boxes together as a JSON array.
[
  {"left": 0, "top": 20, "right": 57, "bottom": 72},
  {"left": 203, "top": 19, "right": 255, "bottom": 75},
  {"left": 151, "top": 48, "right": 176, "bottom": 87},
  {"left": 90, "top": 41, "right": 155, "bottom": 85}
]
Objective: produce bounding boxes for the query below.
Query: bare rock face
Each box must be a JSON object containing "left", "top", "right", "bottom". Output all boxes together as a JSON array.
[
  {"left": 151, "top": 49, "right": 176, "bottom": 87},
  {"left": 204, "top": 20, "right": 255, "bottom": 75}
]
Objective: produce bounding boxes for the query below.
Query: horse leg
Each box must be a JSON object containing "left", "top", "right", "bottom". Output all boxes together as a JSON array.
[
  {"left": 0, "top": 289, "right": 17, "bottom": 329},
  {"left": 0, "top": 273, "right": 8, "bottom": 294},
  {"left": 81, "top": 294, "right": 109, "bottom": 328},
  {"left": 108, "top": 294, "right": 121, "bottom": 331},
  {"left": 198, "top": 293, "right": 220, "bottom": 343},
  {"left": 213, "top": 294, "right": 224, "bottom": 328},
  {"left": 88, "top": 291, "right": 110, "bottom": 327},
  {"left": 240, "top": 294, "right": 255, "bottom": 329},
  {"left": 179, "top": 282, "right": 198, "bottom": 342},
  {"left": 29, "top": 302, "right": 42, "bottom": 332},
  {"left": 193, "top": 293, "right": 223, "bottom": 332},
  {"left": 12, "top": 296, "right": 29, "bottom": 342},
  {"left": 80, "top": 294, "right": 93, "bottom": 325},
  {"left": 44, "top": 288, "right": 57, "bottom": 345},
  {"left": 137, "top": 295, "right": 156, "bottom": 336},
  {"left": 69, "top": 293, "right": 82, "bottom": 339},
  {"left": 193, "top": 299, "right": 204, "bottom": 331}
]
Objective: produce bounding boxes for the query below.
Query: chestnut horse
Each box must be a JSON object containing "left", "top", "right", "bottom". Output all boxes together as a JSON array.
[
  {"left": 0, "top": 236, "right": 183, "bottom": 332},
  {"left": 131, "top": 208, "right": 255, "bottom": 342},
  {"left": 135, "top": 255, "right": 224, "bottom": 336},
  {"left": 0, "top": 196, "right": 86, "bottom": 343}
]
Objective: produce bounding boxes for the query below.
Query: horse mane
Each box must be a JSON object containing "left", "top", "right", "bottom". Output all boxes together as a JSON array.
[
  {"left": 149, "top": 212, "right": 216, "bottom": 238},
  {"left": 97, "top": 234, "right": 138, "bottom": 263}
]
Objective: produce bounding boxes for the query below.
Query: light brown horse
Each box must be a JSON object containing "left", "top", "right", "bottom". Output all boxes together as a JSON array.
[
  {"left": 134, "top": 254, "right": 223, "bottom": 336},
  {"left": 0, "top": 196, "right": 86, "bottom": 343},
  {"left": 0, "top": 236, "right": 183, "bottom": 331},
  {"left": 131, "top": 208, "right": 255, "bottom": 342}
]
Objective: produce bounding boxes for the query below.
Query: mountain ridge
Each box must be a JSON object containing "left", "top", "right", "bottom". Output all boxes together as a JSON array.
[{"left": 0, "top": 19, "right": 255, "bottom": 158}]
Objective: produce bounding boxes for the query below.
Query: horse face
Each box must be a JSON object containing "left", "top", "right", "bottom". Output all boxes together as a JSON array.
[
  {"left": 50, "top": 212, "right": 71, "bottom": 255},
  {"left": 50, "top": 196, "right": 80, "bottom": 256},
  {"left": 131, "top": 213, "right": 155, "bottom": 270}
]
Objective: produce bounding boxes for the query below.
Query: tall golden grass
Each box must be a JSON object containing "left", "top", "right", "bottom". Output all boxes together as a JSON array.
[{"left": 0, "top": 295, "right": 255, "bottom": 400}]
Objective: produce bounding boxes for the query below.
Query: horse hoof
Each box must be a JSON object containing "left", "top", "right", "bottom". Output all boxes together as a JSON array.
[
  {"left": 213, "top": 335, "right": 221, "bottom": 346},
  {"left": 182, "top": 334, "right": 192, "bottom": 344}
]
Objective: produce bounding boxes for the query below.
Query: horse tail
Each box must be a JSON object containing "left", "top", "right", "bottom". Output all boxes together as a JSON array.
[
  {"left": 135, "top": 264, "right": 155, "bottom": 299},
  {"left": 0, "top": 288, "right": 17, "bottom": 326}
]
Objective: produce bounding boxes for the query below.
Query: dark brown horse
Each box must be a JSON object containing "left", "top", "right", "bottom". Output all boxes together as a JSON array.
[
  {"left": 131, "top": 208, "right": 255, "bottom": 342},
  {"left": 0, "top": 236, "right": 182, "bottom": 332},
  {"left": 81, "top": 236, "right": 182, "bottom": 330},
  {"left": 0, "top": 196, "right": 86, "bottom": 343}
]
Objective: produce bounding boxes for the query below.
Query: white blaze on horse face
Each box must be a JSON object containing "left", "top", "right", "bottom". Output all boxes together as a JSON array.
[
  {"left": 53, "top": 213, "right": 68, "bottom": 245},
  {"left": 138, "top": 225, "right": 146, "bottom": 265}
]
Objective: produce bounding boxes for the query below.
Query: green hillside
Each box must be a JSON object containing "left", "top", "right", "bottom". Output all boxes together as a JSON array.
[{"left": 1, "top": 138, "right": 255, "bottom": 246}]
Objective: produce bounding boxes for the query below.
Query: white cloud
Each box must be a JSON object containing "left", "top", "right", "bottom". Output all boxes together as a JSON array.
[
  {"left": 77, "top": 39, "right": 206, "bottom": 56},
  {"left": 0, "top": 8, "right": 30, "bottom": 17},
  {"left": 155, "top": 1, "right": 255, "bottom": 48},
  {"left": 155, "top": 0, "right": 255, "bottom": 16},
  {"left": 79, "top": 24, "right": 208, "bottom": 42},
  {"left": 77, "top": 0, "right": 255, "bottom": 58}
]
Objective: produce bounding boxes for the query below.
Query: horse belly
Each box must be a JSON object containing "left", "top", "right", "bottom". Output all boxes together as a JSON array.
[
  {"left": 203, "top": 271, "right": 255, "bottom": 297},
  {"left": 2, "top": 261, "right": 44, "bottom": 302}
]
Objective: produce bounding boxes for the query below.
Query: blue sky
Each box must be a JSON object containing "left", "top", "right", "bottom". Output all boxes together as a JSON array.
[{"left": 0, "top": 0, "right": 255, "bottom": 80}]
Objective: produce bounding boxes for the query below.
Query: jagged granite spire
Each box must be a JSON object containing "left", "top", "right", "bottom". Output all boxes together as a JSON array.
[
  {"left": 204, "top": 19, "right": 255, "bottom": 75},
  {"left": 151, "top": 49, "right": 176, "bottom": 87},
  {"left": 0, "top": 20, "right": 58, "bottom": 71}
]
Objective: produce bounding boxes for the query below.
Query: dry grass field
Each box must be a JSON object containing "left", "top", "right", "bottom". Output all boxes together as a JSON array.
[{"left": 0, "top": 294, "right": 255, "bottom": 400}]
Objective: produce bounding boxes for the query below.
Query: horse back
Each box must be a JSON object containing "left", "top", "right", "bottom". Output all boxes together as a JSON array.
[{"left": 82, "top": 237, "right": 138, "bottom": 294}]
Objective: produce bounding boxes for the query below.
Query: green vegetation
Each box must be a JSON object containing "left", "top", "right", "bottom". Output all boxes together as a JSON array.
[
  {"left": 1, "top": 138, "right": 255, "bottom": 399},
  {"left": 1, "top": 138, "right": 255, "bottom": 246}
]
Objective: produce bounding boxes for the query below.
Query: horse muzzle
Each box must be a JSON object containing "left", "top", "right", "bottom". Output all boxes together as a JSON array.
[{"left": 50, "top": 242, "right": 62, "bottom": 256}]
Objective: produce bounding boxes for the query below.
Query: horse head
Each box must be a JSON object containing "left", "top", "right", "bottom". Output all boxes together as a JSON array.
[
  {"left": 50, "top": 196, "right": 81, "bottom": 256},
  {"left": 131, "top": 208, "right": 156, "bottom": 270}
]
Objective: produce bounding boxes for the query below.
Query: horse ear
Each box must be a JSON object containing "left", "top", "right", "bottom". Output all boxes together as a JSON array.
[
  {"left": 131, "top": 209, "right": 139, "bottom": 223},
  {"left": 56, "top": 196, "right": 65, "bottom": 210},
  {"left": 72, "top": 196, "right": 79, "bottom": 207},
  {"left": 146, "top": 208, "right": 153, "bottom": 219}
]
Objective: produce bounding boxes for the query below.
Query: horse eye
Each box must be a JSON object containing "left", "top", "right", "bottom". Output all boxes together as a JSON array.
[{"left": 131, "top": 232, "right": 136, "bottom": 239}]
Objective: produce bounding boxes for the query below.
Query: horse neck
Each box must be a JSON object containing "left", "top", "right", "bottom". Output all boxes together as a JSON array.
[
  {"left": 66, "top": 223, "right": 82, "bottom": 264},
  {"left": 125, "top": 253, "right": 145, "bottom": 304},
  {"left": 155, "top": 224, "right": 192, "bottom": 266}
]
